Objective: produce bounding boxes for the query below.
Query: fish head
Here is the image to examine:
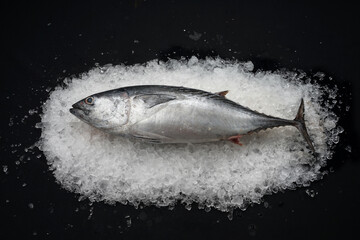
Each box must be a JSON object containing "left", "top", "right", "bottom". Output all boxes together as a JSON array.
[{"left": 69, "top": 90, "right": 130, "bottom": 131}]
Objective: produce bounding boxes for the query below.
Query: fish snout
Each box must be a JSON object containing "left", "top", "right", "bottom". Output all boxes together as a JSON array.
[
  {"left": 69, "top": 101, "right": 89, "bottom": 116},
  {"left": 72, "top": 102, "right": 82, "bottom": 110}
]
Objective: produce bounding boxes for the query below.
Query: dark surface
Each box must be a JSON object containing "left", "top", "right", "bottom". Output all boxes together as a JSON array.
[{"left": 2, "top": 0, "right": 359, "bottom": 239}]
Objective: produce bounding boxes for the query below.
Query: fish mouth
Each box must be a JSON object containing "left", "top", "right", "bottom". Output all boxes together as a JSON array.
[
  {"left": 69, "top": 103, "right": 89, "bottom": 116},
  {"left": 72, "top": 103, "right": 83, "bottom": 110},
  {"left": 69, "top": 107, "right": 80, "bottom": 115}
]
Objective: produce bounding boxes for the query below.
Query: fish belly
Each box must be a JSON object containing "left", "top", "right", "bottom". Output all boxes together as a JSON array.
[{"left": 129, "top": 100, "right": 259, "bottom": 143}]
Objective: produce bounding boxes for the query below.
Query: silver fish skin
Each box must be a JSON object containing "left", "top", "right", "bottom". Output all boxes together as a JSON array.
[{"left": 69, "top": 85, "right": 315, "bottom": 152}]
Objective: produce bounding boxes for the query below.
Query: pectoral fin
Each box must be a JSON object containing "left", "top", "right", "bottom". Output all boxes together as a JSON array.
[
  {"left": 134, "top": 94, "right": 176, "bottom": 108},
  {"left": 132, "top": 135, "right": 161, "bottom": 143}
]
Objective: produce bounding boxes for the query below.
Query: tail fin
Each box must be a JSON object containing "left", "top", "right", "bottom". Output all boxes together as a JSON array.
[{"left": 293, "top": 99, "right": 316, "bottom": 153}]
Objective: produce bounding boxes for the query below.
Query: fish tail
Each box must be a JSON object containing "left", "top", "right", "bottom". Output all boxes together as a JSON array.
[{"left": 292, "top": 98, "right": 316, "bottom": 153}]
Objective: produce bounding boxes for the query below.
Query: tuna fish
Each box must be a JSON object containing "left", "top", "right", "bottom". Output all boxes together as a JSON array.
[{"left": 69, "top": 85, "right": 315, "bottom": 152}]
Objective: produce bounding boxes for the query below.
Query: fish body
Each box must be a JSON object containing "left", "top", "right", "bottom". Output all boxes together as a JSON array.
[{"left": 70, "top": 85, "right": 315, "bottom": 151}]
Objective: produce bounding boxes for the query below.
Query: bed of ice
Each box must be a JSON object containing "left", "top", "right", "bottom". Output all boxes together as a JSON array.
[{"left": 36, "top": 57, "right": 341, "bottom": 211}]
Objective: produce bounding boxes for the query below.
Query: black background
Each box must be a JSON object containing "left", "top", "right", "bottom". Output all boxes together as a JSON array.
[{"left": 2, "top": 0, "right": 359, "bottom": 239}]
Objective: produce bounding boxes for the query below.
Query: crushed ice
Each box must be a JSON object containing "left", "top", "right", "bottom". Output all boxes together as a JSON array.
[{"left": 36, "top": 57, "right": 341, "bottom": 211}]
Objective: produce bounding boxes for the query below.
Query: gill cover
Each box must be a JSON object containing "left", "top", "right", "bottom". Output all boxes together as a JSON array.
[
  {"left": 106, "top": 91, "right": 130, "bottom": 126},
  {"left": 79, "top": 90, "right": 131, "bottom": 130}
]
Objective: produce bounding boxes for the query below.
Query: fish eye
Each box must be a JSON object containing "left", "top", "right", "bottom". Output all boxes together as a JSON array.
[{"left": 85, "top": 97, "right": 94, "bottom": 105}]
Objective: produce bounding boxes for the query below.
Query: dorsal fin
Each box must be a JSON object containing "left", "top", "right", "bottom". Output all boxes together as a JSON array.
[{"left": 214, "top": 90, "right": 229, "bottom": 97}]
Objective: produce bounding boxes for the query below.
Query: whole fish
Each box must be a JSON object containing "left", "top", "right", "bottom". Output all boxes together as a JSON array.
[{"left": 69, "top": 85, "right": 315, "bottom": 152}]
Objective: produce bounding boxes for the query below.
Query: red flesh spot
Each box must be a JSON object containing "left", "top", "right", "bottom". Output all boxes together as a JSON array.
[{"left": 228, "top": 135, "right": 243, "bottom": 146}]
